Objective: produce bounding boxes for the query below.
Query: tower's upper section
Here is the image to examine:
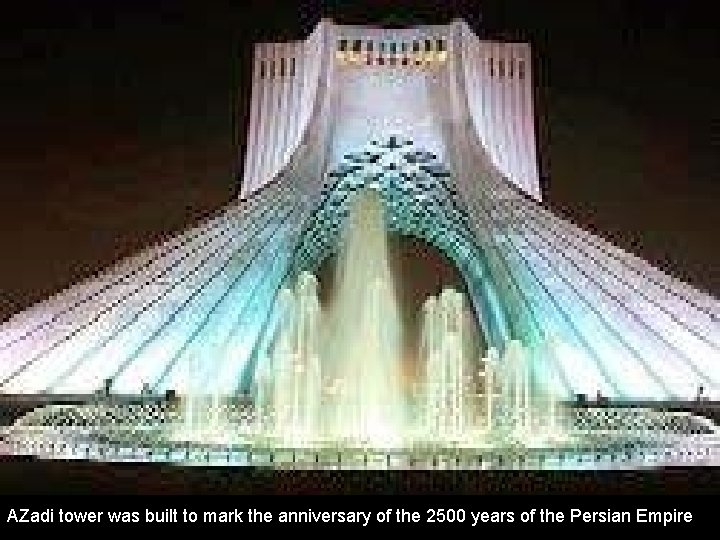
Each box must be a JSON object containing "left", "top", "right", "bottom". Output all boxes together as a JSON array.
[{"left": 240, "top": 18, "right": 542, "bottom": 201}]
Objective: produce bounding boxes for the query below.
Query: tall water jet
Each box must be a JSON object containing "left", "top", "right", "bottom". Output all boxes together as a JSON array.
[
  {"left": 271, "top": 273, "right": 322, "bottom": 445},
  {"left": 491, "top": 340, "right": 532, "bottom": 438},
  {"left": 421, "top": 288, "right": 476, "bottom": 441},
  {"left": 324, "top": 188, "right": 406, "bottom": 447},
  {"left": 480, "top": 347, "right": 500, "bottom": 432},
  {"left": 177, "top": 350, "right": 230, "bottom": 444},
  {"left": 181, "top": 353, "right": 206, "bottom": 441},
  {"left": 270, "top": 287, "right": 297, "bottom": 439},
  {"left": 253, "top": 273, "right": 322, "bottom": 444}
]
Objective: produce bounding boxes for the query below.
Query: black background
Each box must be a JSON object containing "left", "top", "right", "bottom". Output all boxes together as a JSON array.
[{"left": 2, "top": 0, "right": 719, "bottom": 320}]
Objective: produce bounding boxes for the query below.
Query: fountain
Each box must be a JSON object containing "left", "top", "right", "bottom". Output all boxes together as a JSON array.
[
  {"left": 176, "top": 352, "right": 230, "bottom": 444},
  {"left": 181, "top": 354, "right": 205, "bottom": 441},
  {"left": 323, "top": 188, "right": 406, "bottom": 447},
  {"left": 254, "top": 188, "right": 407, "bottom": 448},
  {"left": 420, "top": 288, "right": 476, "bottom": 441},
  {"left": 2, "top": 188, "right": 719, "bottom": 469},
  {"left": 267, "top": 273, "right": 322, "bottom": 445},
  {"left": 251, "top": 188, "right": 593, "bottom": 455}
]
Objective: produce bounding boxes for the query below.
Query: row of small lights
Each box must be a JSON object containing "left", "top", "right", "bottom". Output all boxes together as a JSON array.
[{"left": 335, "top": 50, "right": 449, "bottom": 65}]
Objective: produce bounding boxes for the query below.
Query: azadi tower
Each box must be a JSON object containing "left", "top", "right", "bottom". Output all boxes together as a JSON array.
[{"left": 1, "top": 18, "right": 718, "bottom": 405}]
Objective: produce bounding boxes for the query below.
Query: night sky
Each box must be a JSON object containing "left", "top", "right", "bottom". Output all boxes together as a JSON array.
[{"left": 2, "top": 0, "right": 719, "bottom": 322}]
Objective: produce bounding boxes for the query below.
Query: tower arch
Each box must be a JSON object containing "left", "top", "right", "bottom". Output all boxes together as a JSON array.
[{"left": 291, "top": 137, "right": 513, "bottom": 352}]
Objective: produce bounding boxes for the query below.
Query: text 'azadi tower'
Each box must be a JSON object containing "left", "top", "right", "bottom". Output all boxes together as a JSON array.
[{"left": 1, "top": 18, "right": 718, "bottom": 403}]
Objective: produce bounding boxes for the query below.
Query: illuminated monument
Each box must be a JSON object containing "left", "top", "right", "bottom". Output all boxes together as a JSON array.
[{"left": 1, "top": 20, "right": 719, "bottom": 469}]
